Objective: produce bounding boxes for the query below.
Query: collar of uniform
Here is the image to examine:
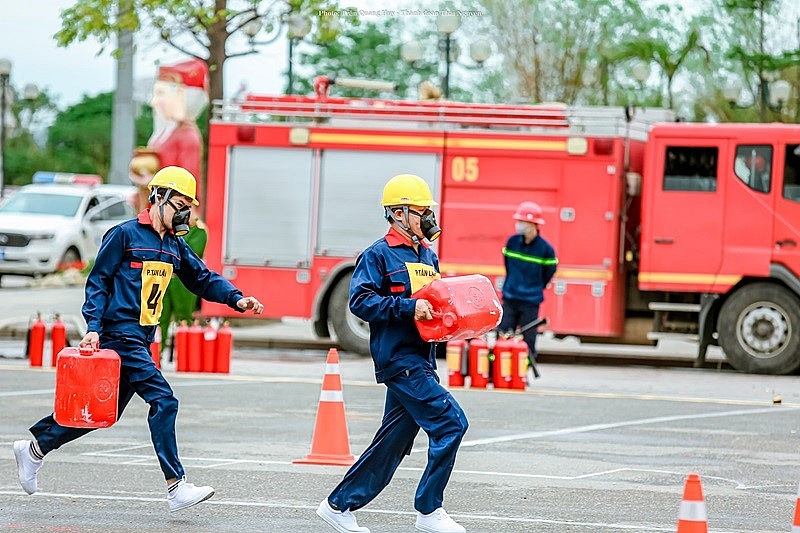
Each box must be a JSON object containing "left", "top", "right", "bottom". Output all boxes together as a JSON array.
[
  {"left": 385, "top": 226, "right": 429, "bottom": 248},
  {"left": 137, "top": 210, "right": 153, "bottom": 226},
  {"left": 138, "top": 209, "right": 175, "bottom": 235}
]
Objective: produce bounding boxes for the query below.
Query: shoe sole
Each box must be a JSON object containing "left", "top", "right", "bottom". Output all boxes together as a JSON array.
[
  {"left": 13, "top": 441, "right": 35, "bottom": 495},
  {"left": 317, "top": 505, "right": 369, "bottom": 533},
  {"left": 168, "top": 489, "right": 215, "bottom": 512},
  {"left": 415, "top": 522, "right": 465, "bottom": 533}
]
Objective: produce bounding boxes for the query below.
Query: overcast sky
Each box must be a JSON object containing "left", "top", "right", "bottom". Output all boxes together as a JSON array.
[{"left": 0, "top": 0, "right": 410, "bottom": 109}]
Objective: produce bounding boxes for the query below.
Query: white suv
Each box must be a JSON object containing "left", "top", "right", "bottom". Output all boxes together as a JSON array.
[{"left": 0, "top": 183, "right": 137, "bottom": 283}]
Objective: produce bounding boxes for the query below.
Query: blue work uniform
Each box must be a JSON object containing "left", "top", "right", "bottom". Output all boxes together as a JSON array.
[
  {"left": 29, "top": 211, "right": 244, "bottom": 480},
  {"left": 498, "top": 233, "right": 557, "bottom": 358},
  {"left": 327, "top": 227, "right": 469, "bottom": 515}
]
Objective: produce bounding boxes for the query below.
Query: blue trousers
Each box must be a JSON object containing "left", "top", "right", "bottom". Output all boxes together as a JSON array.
[
  {"left": 29, "top": 336, "right": 184, "bottom": 480},
  {"left": 498, "top": 299, "right": 541, "bottom": 360},
  {"left": 328, "top": 363, "right": 468, "bottom": 514}
]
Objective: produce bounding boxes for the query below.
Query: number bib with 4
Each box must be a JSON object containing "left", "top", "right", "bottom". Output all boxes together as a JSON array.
[{"left": 139, "top": 260, "right": 173, "bottom": 325}]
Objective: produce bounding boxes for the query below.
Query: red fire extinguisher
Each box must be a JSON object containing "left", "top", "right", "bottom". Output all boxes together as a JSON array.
[
  {"left": 202, "top": 322, "right": 217, "bottom": 373},
  {"left": 186, "top": 321, "right": 203, "bottom": 372},
  {"left": 28, "top": 313, "right": 46, "bottom": 367},
  {"left": 492, "top": 336, "right": 514, "bottom": 389},
  {"left": 445, "top": 339, "right": 466, "bottom": 387},
  {"left": 215, "top": 321, "right": 233, "bottom": 374},
  {"left": 150, "top": 326, "right": 161, "bottom": 370},
  {"left": 509, "top": 337, "right": 529, "bottom": 390},
  {"left": 467, "top": 337, "right": 490, "bottom": 389},
  {"left": 50, "top": 314, "right": 67, "bottom": 367},
  {"left": 174, "top": 321, "right": 189, "bottom": 372}
]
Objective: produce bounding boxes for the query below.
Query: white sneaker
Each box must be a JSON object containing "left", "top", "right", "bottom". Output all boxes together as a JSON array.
[
  {"left": 316, "top": 499, "right": 370, "bottom": 533},
  {"left": 167, "top": 477, "right": 215, "bottom": 512},
  {"left": 13, "top": 440, "right": 43, "bottom": 495},
  {"left": 416, "top": 507, "right": 465, "bottom": 533}
]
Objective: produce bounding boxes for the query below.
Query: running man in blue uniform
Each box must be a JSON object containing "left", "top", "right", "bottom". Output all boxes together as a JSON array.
[
  {"left": 13, "top": 166, "right": 264, "bottom": 512},
  {"left": 317, "top": 174, "right": 469, "bottom": 533}
]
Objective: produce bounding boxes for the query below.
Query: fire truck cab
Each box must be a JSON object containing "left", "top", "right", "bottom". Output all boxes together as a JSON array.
[
  {"left": 640, "top": 123, "right": 800, "bottom": 374},
  {"left": 202, "top": 81, "right": 800, "bottom": 375}
]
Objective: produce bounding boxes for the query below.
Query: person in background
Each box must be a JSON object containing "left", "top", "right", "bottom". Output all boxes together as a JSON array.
[
  {"left": 158, "top": 203, "right": 208, "bottom": 351},
  {"left": 317, "top": 174, "right": 468, "bottom": 533},
  {"left": 12, "top": 166, "right": 264, "bottom": 513},
  {"left": 497, "top": 201, "right": 558, "bottom": 375}
]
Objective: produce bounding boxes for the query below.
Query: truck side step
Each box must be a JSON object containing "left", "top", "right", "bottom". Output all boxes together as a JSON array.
[
  {"left": 648, "top": 302, "right": 701, "bottom": 313},
  {"left": 646, "top": 332, "right": 700, "bottom": 342}
]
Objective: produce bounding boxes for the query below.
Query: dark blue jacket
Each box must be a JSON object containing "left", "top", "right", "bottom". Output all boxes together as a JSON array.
[
  {"left": 83, "top": 211, "right": 243, "bottom": 343},
  {"left": 349, "top": 228, "right": 438, "bottom": 383},
  {"left": 502, "top": 233, "right": 557, "bottom": 304}
]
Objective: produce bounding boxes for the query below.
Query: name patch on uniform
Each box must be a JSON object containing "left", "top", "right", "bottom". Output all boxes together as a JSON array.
[
  {"left": 139, "top": 260, "right": 173, "bottom": 326},
  {"left": 406, "top": 262, "right": 440, "bottom": 294}
]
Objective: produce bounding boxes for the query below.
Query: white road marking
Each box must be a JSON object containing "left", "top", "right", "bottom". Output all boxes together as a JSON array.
[
  {"left": 0, "top": 489, "right": 748, "bottom": 532},
  {"left": 456, "top": 405, "right": 795, "bottom": 448}
]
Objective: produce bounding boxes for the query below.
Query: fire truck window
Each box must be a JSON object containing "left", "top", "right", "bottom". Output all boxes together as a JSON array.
[
  {"left": 733, "top": 144, "right": 772, "bottom": 193},
  {"left": 663, "top": 146, "right": 717, "bottom": 192},
  {"left": 783, "top": 145, "right": 800, "bottom": 202}
]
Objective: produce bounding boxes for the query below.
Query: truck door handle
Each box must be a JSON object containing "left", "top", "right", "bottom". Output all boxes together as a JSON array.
[
  {"left": 654, "top": 238, "right": 674, "bottom": 244},
  {"left": 776, "top": 239, "right": 797, "bottom": 247}
]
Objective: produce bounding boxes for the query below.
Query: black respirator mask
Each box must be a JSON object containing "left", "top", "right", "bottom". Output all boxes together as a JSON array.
[
  {"left": 418, "top": 209, "right": 442, "bottom": 242},
  {"left": 152, "top": 188, "right": 191, "bottom": 237},
  {"left": 168, "top": 201, "right": 191, "bottom": 237},
  {"left": 387, "top": 206, "right": 442, "bottom": 243}
]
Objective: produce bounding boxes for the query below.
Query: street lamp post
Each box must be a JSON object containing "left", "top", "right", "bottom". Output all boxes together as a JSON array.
[
  {"left": 0, "top": 58, "right": 11, "bottom": 200},
  {"left": 436, "top": 14, "right": 460, "bottom": 99},
  {"left": 724, "top": 76, "right": 792, "bottom": 122},
  {"left": 285, "top": 13, "right": 311, "bottom": 95},
  {"left": 401, "top": 15, "right": 491, "bottom": 100}
]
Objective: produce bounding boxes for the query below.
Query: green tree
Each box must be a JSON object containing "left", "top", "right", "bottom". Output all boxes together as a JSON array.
[
  {"left": 55, "top": 0, "right": 346, "bottom": 104},
  {"left": 293, "top": 19, "right": 438, "bottom": 99}
]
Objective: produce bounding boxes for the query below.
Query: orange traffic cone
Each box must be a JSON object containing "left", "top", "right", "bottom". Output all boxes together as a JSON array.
[
  {"left": 293, "top": 348, "right": 355, "bottom": 466},
  {"left": 792, "top": 481, "right": 800, "bottom": 532},
  {"left": 677, "top": 473, "right": 708, "bottom": 533}
]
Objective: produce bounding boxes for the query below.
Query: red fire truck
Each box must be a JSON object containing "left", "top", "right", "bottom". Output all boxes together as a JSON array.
[{"left": 202, "top": 77, "right": 800, "bottom": 375}]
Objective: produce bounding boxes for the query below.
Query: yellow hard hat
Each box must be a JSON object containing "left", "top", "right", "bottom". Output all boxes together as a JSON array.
[
  {"left": 147, "top": 166, "right": 199, "bottom": 206},
  {"left": 381, "top": 174, "right": 438, "bottom": 207}
]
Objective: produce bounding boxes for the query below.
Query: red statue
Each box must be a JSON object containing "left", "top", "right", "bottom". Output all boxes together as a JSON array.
[{"left": 129, "top": 58, "right": 208, "bottom": 211}]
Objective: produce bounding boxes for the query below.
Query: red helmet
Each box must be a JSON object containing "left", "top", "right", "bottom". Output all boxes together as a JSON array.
[{"left": 513, "top": 201, "right": 545, "bottom": 225}]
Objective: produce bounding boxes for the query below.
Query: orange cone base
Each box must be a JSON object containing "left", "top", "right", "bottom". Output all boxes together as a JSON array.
[{"left": 293, "top": 453, "right": 355, "bottom": 466}]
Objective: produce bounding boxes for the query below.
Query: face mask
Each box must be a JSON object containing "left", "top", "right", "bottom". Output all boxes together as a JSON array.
[
  {"left": 419, "top": 209, "right": 442, "bottom": 241},
  {"left": 167, "top": 200, "right": 191, "bottom": 237},
  {"left": 515, "top": 222, "right": 529, "bottom": 235}
]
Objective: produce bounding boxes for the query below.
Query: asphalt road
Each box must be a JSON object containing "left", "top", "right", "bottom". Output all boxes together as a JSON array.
[{"left": 2, "top": 352, "right": 800, "bottom": 532}]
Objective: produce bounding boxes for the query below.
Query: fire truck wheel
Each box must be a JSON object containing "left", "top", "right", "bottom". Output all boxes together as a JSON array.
[
  {"left": 717, "top": 282, "right": 800, "bottom": 375},
  {"left": 329, "top": 276, "right": 370, "bottom": 356}
]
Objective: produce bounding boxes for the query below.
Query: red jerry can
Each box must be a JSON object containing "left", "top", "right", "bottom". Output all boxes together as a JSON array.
[
  {"left": 174, "top": 321, "right": 189, "bottom": 372},
  {"left": 445, "top": 339, "right": 466, "bottom": 387},
  {"left": 186, "top": 321, "right": 203, "bottom": 372},
  {"left": 150, "top": 326, "right": 161, "bottom": 370},
  {"left": 50, "top": 315, "right": 67, "bottom": 367},
  {"left": 467, "top": 337, "right": 490, "bottom": 389},
  {"left": 510, "top": 337, "right": 529, "bottom": 390},
  {"left": 54, "top": 346, "right": 121, "bottom": 428},
  {"left": 28, "top": 314, "right": 46, "bottom": 367},
  {"left": 202, "top": 323, "right": 217, "bottom": 372},
  {"left": 492, "top": 337, "right": 514, "bottom": 389},
  {"left": 215, "top": 322, "right": 233, "bottom": 374},
  {"left": 414, "top": 275, "right": 503, "bottom": 342}
]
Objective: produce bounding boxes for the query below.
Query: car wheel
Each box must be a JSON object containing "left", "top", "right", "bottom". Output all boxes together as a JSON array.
[
  {"left": 328, "top": 274, "right": 370, "bottom": 356},
  {"left": 717, "top": 282, "right": 800, "bottom": 374},
  {"left": 57, "top": 248, "right": 82, "bottom": 272}
]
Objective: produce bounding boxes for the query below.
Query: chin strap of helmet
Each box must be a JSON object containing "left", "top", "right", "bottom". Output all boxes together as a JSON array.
[{"left": 385, "top": 205, "right": 420, "bottom": 244}]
